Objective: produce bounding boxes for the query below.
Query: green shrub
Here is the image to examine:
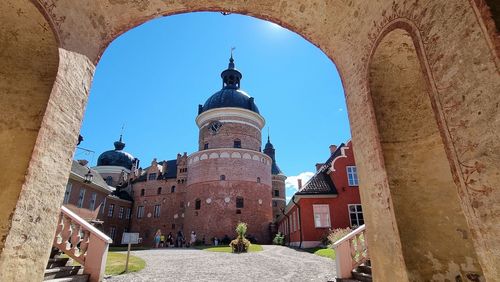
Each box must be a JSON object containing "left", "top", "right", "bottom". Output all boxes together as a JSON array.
[
  {"left": 230, "top": 222, "right": 251, "bottom": 253},
  {"left": 273, "top": 232, "right": 285, "bottom": 245},
  {"left": 235, "top": 222, "right": 247, "bottom": 237},
  {"left": 326, "top": 227, "right": 352, "bottom": 246}
]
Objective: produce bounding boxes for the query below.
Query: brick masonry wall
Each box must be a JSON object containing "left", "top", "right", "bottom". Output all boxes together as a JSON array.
[
  {"left": 198, "top": 122, "right": 262, "bottom": 151},
  {"left": 271, "top": 177, "right": 286, "bottom": 220},
  {"left": 184, "top": 180, "right": 273, "bottom": 243},
  {"left": 130, "top": 178, "right": 187, "bottom": 246}
]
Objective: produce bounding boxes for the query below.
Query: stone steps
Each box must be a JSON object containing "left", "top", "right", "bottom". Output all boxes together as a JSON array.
[
  {"left": 336, "top": 260, "right": 372, "bottom": 282},
  {"left": 44, "top": 248, "right": 88, "bottom": 282}
]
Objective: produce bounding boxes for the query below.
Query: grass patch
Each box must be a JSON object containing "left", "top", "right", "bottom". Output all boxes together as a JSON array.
[
  {"left": 109, "top": 246, "right": 150, "bottom": 252},
  {"left": 304, "top": 247, "right": 336, "bottom": 260},
  {"left": 199, "top": 244, "right": 263, "bottom": 253},
  {"left": 105, "top": 252, "right": 146, "bottom": 275}
]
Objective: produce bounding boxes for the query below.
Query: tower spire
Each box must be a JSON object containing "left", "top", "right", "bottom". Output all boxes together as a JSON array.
[
  {"left": 229, "top": 47, "right": 236, "bottom": 69},
  {"left": 221, "top": 49, "right": 242, "bottom": 89}
]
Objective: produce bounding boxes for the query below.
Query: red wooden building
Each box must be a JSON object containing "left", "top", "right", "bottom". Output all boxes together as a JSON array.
[{"left": 276, "top": 140, "right": 363, "bottom": 248}]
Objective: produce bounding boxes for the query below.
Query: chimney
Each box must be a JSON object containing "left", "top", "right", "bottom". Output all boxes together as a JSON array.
[
  {"left": 162, "top": 160, "right": 168, "bottom": 174},
  {"left": 329, "top": 145, "right": 337, "bottom": 155},
  {"left": 297, "top": 179, "right": 302, "bottom": 190},
  {"left": 315, "top": 163, "right": 324, "bottom": 171}
]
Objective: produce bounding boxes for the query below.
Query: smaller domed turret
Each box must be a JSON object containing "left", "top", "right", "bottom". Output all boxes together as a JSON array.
[
  {"left": 263, "top": 135, "right": 283, "bottom": 175},
  {"left": 97, "top": 135, "right": 135, "bottom": 170}
]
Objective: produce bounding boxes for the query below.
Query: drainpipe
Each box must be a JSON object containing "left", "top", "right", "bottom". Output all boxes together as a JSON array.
[
  {"left": 280, "top": 207, "right": 291, "bottom": 245},
  {"left": 291, "top": 196, "right": 303, "bottom": 249}
]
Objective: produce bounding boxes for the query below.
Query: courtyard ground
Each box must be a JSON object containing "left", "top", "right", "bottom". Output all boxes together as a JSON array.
[{"left": 105, "top": 245, "right": 336, "bottom": 281}]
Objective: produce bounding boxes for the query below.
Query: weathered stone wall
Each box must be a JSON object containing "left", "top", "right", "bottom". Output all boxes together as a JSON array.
[{"left": 1, "top": 0, "right": 498, "bottom": 281}]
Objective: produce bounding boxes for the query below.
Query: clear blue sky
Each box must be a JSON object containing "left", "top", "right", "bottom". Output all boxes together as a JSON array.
[{"left": 78, "top": 12, "right": 351, "bottom": 200}]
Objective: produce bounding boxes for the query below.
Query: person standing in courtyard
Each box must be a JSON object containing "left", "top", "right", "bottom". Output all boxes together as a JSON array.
[
  {"left": 190, "top": 231, "right": 197, "bottom": 247},
  {"left": 160, "top": 233, "right": 165, "bottom": 248},
  {"left": 154, "top": 229, "right": 161, "bottom": 248}
]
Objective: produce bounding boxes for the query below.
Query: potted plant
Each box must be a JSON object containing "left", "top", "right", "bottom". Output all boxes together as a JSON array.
[{"left": 230, "top": 222, "right": 251, "bottom": 253}]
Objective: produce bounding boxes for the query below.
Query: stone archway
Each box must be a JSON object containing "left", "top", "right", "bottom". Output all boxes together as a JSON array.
[
  {"left": 0, "top": 1, "right": 499, "bottom": 281},
  {"left": 368, "top": 23, "right": 484, "bottom": 280}
]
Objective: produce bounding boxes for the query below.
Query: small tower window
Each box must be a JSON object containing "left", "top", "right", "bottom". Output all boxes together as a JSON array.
[
  {"left": 105, "top": 176, "right": 113, "bottom": 185},
  {"left": 157, "top": 187, "right": 162, "bottom": 195},
  {"left": 171, "top": 186, "right": 176, "bottom": 193},
  {"left": 220, "top": 175, "right": 226, "bottom": 181},
  {"left": 257, "top": 177, "right": 261, "bottom": 183},
  {"left": 140, "top": 189, "right": 145, "bottom": 196},
  {"left": 195, "top": 199, "right": 201, "bottom": 210},
  {"left": 236, "top": 197, "right": 244, "bottom": 208},
  {"left": 274, "top": 190, "right": 279, "bottom": 197},
  {"left": 148, "top": 173, "right": 157, "bottom": 181},
  {"left": 233, "top": 139, "right": 241, "bottom": 148},
  {"left": 204, "top": 143, "right": 209, "bottom": 150}
]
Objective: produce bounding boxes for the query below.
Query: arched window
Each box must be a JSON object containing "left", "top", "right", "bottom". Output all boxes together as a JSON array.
[
  {"left": 204, "top": 142, "right": 209, "bottom": 150},
  {"left": 220, "top": 175, "right": 226, "bottom": 181},
  {"left": 140, "top": 189, "right": 145, "bottom": 196},
  {"left": 233, "top": 139, "right": 241, "bottom": 148},
  {"left": 157, "top": 187, "right": 162, "bottom": 195},
  {"left": 171, "top": 186, "right": 176, "bottom": 193},
  {"left": 236, "top": 197, "right": 244, "bottom": 208},
  {"left": 195, "top": 199, "right": 201, "bottom": 210},
  {"left": 257, "top": 177, "right": 261, "bottom": 183}
]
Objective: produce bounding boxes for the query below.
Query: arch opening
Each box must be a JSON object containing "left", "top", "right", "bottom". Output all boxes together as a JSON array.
[
  {"left": 369, "top": 27, "right": 483, "bottom": 280},
  {"left": 0, "top": 0, "right": 59, "bottom": 254}
]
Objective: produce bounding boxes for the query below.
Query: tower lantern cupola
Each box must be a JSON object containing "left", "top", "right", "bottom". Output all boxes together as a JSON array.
[{"left": 221, "top": 54, "right": 242, "bottom": 89}]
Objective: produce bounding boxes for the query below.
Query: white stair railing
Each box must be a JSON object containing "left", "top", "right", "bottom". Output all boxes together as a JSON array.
[
  {"left": 332, "top": 224, "right": 369, "bottom": 279},
  {"left": 53, "top": 206, "right": 112, "bottom": 282}
]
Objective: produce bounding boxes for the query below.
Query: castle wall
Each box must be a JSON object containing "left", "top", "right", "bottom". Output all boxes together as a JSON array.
[
  {"left": 271, "top": 176, "right": 286, "bottom": 220},
  {"left": 186, "top": 149, "right": 273, "bottom": 242},
  {"left": 198, "top": 121, "right": 262, "bottom": 151}
]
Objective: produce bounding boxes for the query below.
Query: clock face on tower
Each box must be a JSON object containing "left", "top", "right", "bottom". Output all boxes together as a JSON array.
[{"left": 208, "top": 120, "right": 222, "bottom": 135}]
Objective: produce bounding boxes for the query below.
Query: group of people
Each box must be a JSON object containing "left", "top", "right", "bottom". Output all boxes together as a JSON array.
[
  {"left": 152, "top": 230, "right": 232, "bottom": 248},
  {"left": 153, "top": 229, "right": 198, "bottom": 248}
]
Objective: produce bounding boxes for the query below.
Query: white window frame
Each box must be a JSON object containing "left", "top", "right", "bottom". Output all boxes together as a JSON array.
[
  {"left": 154, "top": 204, "right": 161, "bottom": 218},
  {"left": 347, "top": 166, "right": 359, "bottom": 186},
  {"left": 100, "top": 197, "right": 107, "bottom": 214},
  {"left": 77, "top": 188, "right": 86, "bottom": 208},
  {"left": 109, "top": 227, "right": 116, "bottom": 240},
  {"left": 63, "top": 183, "right": 72, "bottom": 204},
  {"left": 89, "top": 192, "right": 97, "bottom": 210},
  {"left": 348, "top": 204, "right": 364, "bottom": 227},
  {"left": 118, "top": 206, "right": 124, "bottom": 219},
  {"left": 108, "top": 204, "right": 114, "bottom": 217},
  {"left": 137, "top": 206, "right": 144, "bottom": 219},
  {"left": 125, "top": 207, "right": 131, "bottom": 219},
  {"left": 313, "top": 204, "right": 331, "bottom": 228}
]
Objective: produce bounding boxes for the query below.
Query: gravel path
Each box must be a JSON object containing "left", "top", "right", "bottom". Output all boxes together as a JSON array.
[{"left": 106, "top": 245, "right": 336, "bottom": 282}]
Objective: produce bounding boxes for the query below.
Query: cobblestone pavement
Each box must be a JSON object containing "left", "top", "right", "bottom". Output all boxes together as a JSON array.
[{"left": 106, "top": 245, "right": 336, "bottom": 282}]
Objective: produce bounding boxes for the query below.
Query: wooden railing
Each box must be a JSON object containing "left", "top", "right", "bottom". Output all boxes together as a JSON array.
[
  {"left": 53, "top": 206, "right": 112, "bottom": 282},
  {"left": 332, "top": 224, "right": 369, "bottom": 279}
]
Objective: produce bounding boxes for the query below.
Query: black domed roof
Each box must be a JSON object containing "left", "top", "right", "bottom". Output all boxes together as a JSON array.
[
  {"left": 202, "top": 88, "right": 259, "bottom": 114},
  {"left": 97, "top": 136, "right": 135, "bottom": 170},
  {"left": 198, "top": 55, "right": 259, "bottom": 114}
]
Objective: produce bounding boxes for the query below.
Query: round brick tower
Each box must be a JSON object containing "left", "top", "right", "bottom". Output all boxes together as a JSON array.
[{"left": 185, "top": 55, "right": 273, "bottom": 243}]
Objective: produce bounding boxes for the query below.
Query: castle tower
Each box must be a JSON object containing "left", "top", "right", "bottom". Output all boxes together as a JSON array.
[
  {"left": 263, "top": 135, "right": 287, "bottom": 220},
  {"left": 185, "top": 55, "right": 273, "bottom": 242}
]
